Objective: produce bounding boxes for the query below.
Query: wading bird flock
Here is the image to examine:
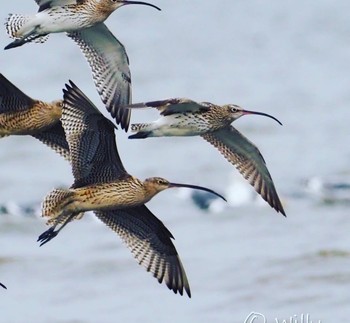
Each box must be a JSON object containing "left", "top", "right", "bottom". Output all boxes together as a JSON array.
[{"left": 1, "top": 0, "right": 285, "bottom": 296}]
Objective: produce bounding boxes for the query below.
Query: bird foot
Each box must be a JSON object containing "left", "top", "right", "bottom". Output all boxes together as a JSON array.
[{"left": 37, "top": 227, "right": 58, "bottom": 246}]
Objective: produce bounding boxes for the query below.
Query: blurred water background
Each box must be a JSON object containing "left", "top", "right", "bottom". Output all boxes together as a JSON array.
[{"left": 1, "top": 1, "right": 350, "bottom": 322}]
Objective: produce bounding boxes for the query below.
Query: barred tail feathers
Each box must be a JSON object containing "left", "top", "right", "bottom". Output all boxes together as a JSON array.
[
  {"left": 128, "top": 123, "right": 152, "bottom": 139},
  {"left": 6, "top": 14, "right": 32, "bottom": 39},
  {"left": 130, "top": 123, "right": 150, "bottom": 133},
  {"left": 5, "top": 14, "right": 49, "bottom": 49},
  {"left": 41, "top": 188, "right": 74, "bottom": 221}
]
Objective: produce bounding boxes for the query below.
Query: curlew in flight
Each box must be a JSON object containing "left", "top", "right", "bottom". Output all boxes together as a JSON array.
[
  {"left": 126, "top": 98, "right": 286, "bottom": 216},
  {"left": 0, "top": 73, "right": 70, "bottom": 159},
  {"left": 38, "top": 82, "right": 226, "bottom": 297},
  {"left": 5, "top": 0, "right": 161, "bottom": 131}
]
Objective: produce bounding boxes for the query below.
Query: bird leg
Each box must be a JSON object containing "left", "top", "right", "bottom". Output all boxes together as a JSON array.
[{"left": 37, "top": 212, "right": 77, "bottom": 246}]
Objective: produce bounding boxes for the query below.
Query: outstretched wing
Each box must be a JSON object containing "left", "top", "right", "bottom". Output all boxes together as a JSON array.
[
  {"left": 61, "top": 81, "right": 128, "bottom": 187},
  {"left": 32, "top": 121, "right": 70, "bottom": 161},
  {"left": 201, "top": 126, "right": 285, "bottom": 216},
  {"left": 0, "top": 74, "right": 35, "bottom": 113},
  {"left": 94, "top": 205, "right": 191, "bottom": 297},
  {"left": 67, "top": 23, "right": 132, "bottom": 131},
  {"left": 126, "top": 98, "right": 210, "bottom": 116}
]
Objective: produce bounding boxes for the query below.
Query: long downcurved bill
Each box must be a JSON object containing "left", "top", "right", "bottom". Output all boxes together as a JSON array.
[
  {"left": 121, "top": 1, "right": 161, "bottom": 11},
  {"left": 243, "top": 109, "right": 283, "bottom": 125},
  {"left": 169, "top": 183, "right": 227, "bottom": 201}
]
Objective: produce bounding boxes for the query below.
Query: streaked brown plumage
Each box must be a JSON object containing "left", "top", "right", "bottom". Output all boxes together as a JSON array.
[
  {"left": 42, "top": 176, "right": 224, "bottom": 224},
  {"left": 38, "top": 82, "right": 224, "bottom": 297},
  {"left": 0, "top": 74, "right": 70, "bottom": 160},
  {"left": 127, "top": 98, "right": 286, "bottom": 216}
]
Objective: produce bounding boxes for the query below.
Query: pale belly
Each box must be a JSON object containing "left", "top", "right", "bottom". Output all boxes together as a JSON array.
[
  {"left": 21, "top": 10, "right": 92, "bottom": 36},
  {"left": 151, "top": 126, "right": 204, "bottom": 137},
  {"left": 149, "top": 115, "right": 211, "bottom": 137}
]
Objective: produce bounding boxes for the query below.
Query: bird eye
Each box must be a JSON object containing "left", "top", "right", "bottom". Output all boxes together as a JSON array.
[
  {"left": 230, "top": 106, "right": 239, "bottom": 113},
  {"left": 157, "top": 179, "right": 167, "bottom": 185}
]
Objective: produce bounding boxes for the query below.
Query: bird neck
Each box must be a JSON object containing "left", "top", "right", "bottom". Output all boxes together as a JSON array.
[
  {"left": 142, "top": 181, "right": 163, "bottom": 203},
  {"left": 205, "top": 106, "right": 233, "bottom": 129},
  {"left": 93, "top": 0, "right": 117, "bottom": 20}
]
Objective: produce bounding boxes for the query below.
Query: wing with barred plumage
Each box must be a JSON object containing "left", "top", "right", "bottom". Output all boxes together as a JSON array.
[
  {"left": 0, "top": 73, "right": 35, "bottom": 113},
  {"left": 201, "top": 126, "right": 285, "bottom": 216},
  {"left": 61, "top": 81, "right": 128, "bottom": 187},
  {"left": 125, "top": 98, "right": 210, "bottom": 116},
  {"left": 32, "top": 122, "right": 70, "bottom": 161},
  {"left": 94, "top": 205, "right": 191, "bottom": 297},
  {"left": 67, "top": 23, "right": 132, "bottom": 131}
]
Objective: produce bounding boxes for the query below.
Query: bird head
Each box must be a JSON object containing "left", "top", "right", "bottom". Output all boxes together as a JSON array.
[{"left": 224, "top": 104, "right": 283, "bottom": 125}]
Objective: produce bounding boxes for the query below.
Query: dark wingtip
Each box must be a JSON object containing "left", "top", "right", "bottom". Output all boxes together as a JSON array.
[
  {"left": 62, "top": 79, "right": 75, "bottom": 95},
  {"left": 277, "top": 197, "right": 286, "bottom": 217},
  {"left": 170, "top": 284, "right": 191, "bottom": 298},
  {"left": 0, "top": 283, "right": 7, "bottom": 289},
  {"left": 120, "top": 113, "right": 130, "bottom": 132},
  {"left": 62, "top": 80, "right": 82, "bottom": 103},
  {"left": 274, "top": 199, "right": 286, "bottom": 217},
  {"left": 106, "top": 97, "right": 130, "bottom": 132},
  {"left": 67, "top": 79, "right": 77, "bottom": 91},
  {"left": 280, "top": 208, "right": 287, "bottom": 217}
]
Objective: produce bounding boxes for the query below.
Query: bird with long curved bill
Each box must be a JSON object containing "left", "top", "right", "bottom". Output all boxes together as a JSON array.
[
  {"left": 125, "top": 98, "right": 286, "bottom": 216},
  {"left": 38, "top": 82, "right": 225, "bottom": 297},
  {"left": 5, "top": 0, "right": 161, "bottom": 131}
]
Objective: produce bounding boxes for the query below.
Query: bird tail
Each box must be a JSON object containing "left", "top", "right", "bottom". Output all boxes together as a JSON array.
[
  {"left": 128, "top": 123, "right": 151, "bottom": 139},
  {"left": 41, "top": 188, "right": 75, "bottom": 224},
  {"left": 5, "top": 14, "right": 49, "bottom": 49},
  {"left": 5, "top": 14, "right": 31, "bottom": 39}
]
